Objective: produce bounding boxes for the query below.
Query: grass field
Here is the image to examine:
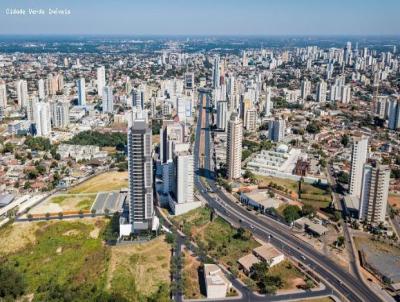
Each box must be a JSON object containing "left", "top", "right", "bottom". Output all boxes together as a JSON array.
[
  {"left": 108, "top": 236, "right": 171, "bottom": 301},
  {"left": 182, "top": 250, "right": 204, "bottom": 299},
  {"left": 172, "top": 206, "right": 260, "bottom": 270},
  {"left": 269, "top": 260, "right": 305, "bottom": 290},
  {"left": 0, "top": 220, "right": 171, "bottom": 301},
  {"left": 257, "top": 175, "right": 331, "bottom": 209},
  {"left": 1, "top": 219, "right": 108, "bottom": 295},
  {"left": 68, "top": 171, "right": 128, "bottom": 194},
  {"left": 51, "top": 194, "right": 97, "bottom": 210}
]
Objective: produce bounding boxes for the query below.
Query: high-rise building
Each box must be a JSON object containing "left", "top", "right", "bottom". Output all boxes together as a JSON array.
[
  {"left": 359, "top": 164, "right": 390, "bottom": 223},
  {"left": 212, "top": 56, "right": 220, "bottom": 88},
  {"left": 173, "top": 147, "right": 194, "bottom": 204},
  {"left": 127, "top": 116, "right": 153, "bottom": 232},
  {"left": 102, "top": 86, "right": 114, "bottom": 113},
  {"left": 160, "top": 121, "right": 184, "bottom": 163},
  {"left": 316, "top": 80, "right": 327, "bottom": 102},
  {"left": 388, "top": 98, "right": 400, "bottom": 130},
  {"left": 37, "top": 79, "right": 45, "bottom": 100},
  {"left": 132, "top": 88, "right": 144, "bottom": 110},
  {"left": 349, "top": 136, "right": 368, "bottom": 197},
  {"left": 184, "top": 72, "right": 194, "bottom": 90},
  {"left": 16, "top": 79, "right": 28, "bottom": 108},
  {"left": 216, "top": 101, "right": 228, "bottom": 130},
  {"left": 0, "top": 81, "right": 7, "bottom": 108},
  {"left": 50, "top": 100, "right": 70, "bottom": 129},
  {"left": 245, "top": 109, "right": 257, "bottom": 131},
  {"left": 77, "top": 78, "right": 86, "bottom": 106},
  {"left": 340, "top": 85, "right": 352, "bottom": 104},
  {"left": 264, "top": 87, "right": 272, "bottom": 116},
  {"left": 97, "top": 66, "right": 106, "bottom": 96},
  {"left": 300, "top": 79, "right": 311, "bottom": 100},
  {"left": 33, "top": 101, "right": 52, "bottom": 137},
  {"left": 226, "top": 113, "right": 242, "bottom": 180},
  {"left": 268, "top": 118, "right": 286, "bottom": 142}
]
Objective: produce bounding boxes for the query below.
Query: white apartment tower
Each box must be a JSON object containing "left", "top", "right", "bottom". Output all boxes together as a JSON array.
[
  {"left": 216, "top": 100, "right": 228, "bottom": 130},
  {"left": 316, "top": 80, "right": 327, "bottom": 102},
  {"left": 359, "top": 164, "right": 390, "bottom": 223},
  {"left": 300, "top": 79, "right": 311, "bottom": 100},
  {"left": 77, "top": 78, "right": 86, "bottom": 106},
  {"left": 0, "top": 81, "right": 6, "bottom": 108},
  {"left": 226, "top": 113, "right": 243, "bottom": 180},
  {"left": 264, "top": 87, "right": 273, "bottom": 116},
  {"left": 97, "top": 66, "right": 106, "bottom": 96},
  {"left": 349, "top": 136, "right": 368, "bottom": 197},
  {"left": 51, "top": 100, "right": 70, "bottom": 129},
  {"left": 33, "top": 101, "right": 52, "bottom": 137},
  {"left": 16, "top": 79, "right": 28, "bottom": 108},
  {"left": 102, "top": 86, "right": 114, "bottom": 113}
]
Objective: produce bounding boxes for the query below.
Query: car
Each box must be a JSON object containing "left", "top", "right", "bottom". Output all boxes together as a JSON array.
[
  {"left": 250, "top": 224, "right": 255, "bottom": 229},
  {"left": 301, "top": 255, "right": 306, "bottom": 261}
]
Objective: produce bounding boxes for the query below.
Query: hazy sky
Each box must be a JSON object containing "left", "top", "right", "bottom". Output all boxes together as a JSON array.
[{"left": 1, "top": 0, "right": 399, "bottom": 35}]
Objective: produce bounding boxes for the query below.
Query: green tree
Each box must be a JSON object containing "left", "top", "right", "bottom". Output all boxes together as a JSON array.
[
  {"left": 283, "top": 205, "right": 301, "bottom": 223},
  {"left": 302, "top": 204, "right": 316, "bottom": 217},
  {"left": 0, "top": 266, "right": 26, "bottom": 300}
]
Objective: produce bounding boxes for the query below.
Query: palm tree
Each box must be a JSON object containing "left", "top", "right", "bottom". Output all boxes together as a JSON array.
[{"left": 91, "top": 208, "right": 96, "bottom": 217}]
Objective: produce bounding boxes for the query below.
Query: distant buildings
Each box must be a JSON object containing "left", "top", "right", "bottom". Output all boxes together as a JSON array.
[
  {"left": 212, "top": 56, "right": 221, "bottom": 88},
  {"left": 0, "top": 81, "right": 6, "bottom": 108},
  {"left": 349, "top": 136, "right": 368, "bottom": 197},
  {"left": 226, "top": 113, "right": 242, "bottom": 180},
  {"left": 264, "top": 87, "right": 272, "bottom": 116},
  {"left": 268, "top": 118, "right": 285, "bottom": 142},
  {"left": 359, "top": 164, "right": 390, "bottom": 224},
  {"left": 76, "top": 78, "right": 86, "bottom": 106},
  {"left": 300, "top": 78, "right": 311, "bottom": 100}
]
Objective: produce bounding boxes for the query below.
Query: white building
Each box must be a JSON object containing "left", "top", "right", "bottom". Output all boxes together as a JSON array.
[
  {"left": 349, "top": 136, "right": 368, "bottom": 197},
  {"left": 264, "top": 87, "right": 273, "bottom": 116},
  {"left": 227, "top": 113, "right": 243, "bottom": 180},
  {"left": 102, "top": 86, "right": 114, "bottom": 113},
  {"left": 0, "top": 81, "right": 6, "bottom": 108},
  {"left": 316, "top": 80, "right": 327, "bottom": 102},
  {"left": 50, "top": 100, "right": 70, "bottom": 129},
  {"left": 359, "top": 164, "right": 390, "bottom": 224},
  {"left": 216, "top": 100, "right": 228, "bottom": 130},
  {"left": 77, "top": 78, "right": 86, "bottom": 106},
  {"left": 301, "top": 79, "right": 311, "bottom": 100},
  {"left": 204, "top": 264, "right": 232, "bottom": 299},
  {"left": 97, "top": 66, "right": 106, "bottom": 96},
  {"left": 37, "top": 79, "right": 45, "bottom": 100},
  {"left": 33, "top": 101, "right": 52, "bottom": 137},
  {"left": 16, "top": 79, "right": 28, "bottom": 108}
]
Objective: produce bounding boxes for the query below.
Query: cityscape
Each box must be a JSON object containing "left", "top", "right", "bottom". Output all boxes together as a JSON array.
[{"left": 1, "top": 1, "right": 400, "bottom": 302}]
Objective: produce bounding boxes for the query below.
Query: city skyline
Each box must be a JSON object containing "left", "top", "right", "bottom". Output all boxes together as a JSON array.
[{"left": 1, "top": 0, "right": 400, "bottom": 36}]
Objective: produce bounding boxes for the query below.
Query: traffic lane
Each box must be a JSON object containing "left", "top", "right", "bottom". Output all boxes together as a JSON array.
[
  {"left": 207, "top": 191, "right": 377, "bottom": 302},
  {"left": 193, "top": 180, "right": 360, "bottom": 301}
]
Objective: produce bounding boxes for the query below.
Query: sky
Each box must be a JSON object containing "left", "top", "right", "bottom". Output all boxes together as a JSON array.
[{"left": 0, "top": 0, "right": 399, "bottom": 36}]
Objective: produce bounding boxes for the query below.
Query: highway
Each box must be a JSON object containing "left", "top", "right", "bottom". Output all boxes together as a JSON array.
[{"left": 193, "top": 91, "right": 383, "bottom": 302}]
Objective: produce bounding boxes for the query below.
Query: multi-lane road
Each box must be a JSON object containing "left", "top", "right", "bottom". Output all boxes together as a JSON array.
[{"left": 192, "top": 91, "right": 383, "bottom": 302}]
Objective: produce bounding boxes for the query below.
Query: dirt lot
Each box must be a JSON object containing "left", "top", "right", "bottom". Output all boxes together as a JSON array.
[
  {"left": 183, "top": 249, "right": 204, "bottom": 299},
  {"left": 389, "top": 194, "right": 400, "bottom": 208},
  {"left": 0, "top": 221, "right": 40, "bottom": 255},
  {"left": 107, "top": 236, "right": 171, "bottom": 300},
  {"left": 29, "top": 194, "right": 97, "bottom": 214},
  {"left": 68, "top": 171, "right": 128, "bottom": 193}
]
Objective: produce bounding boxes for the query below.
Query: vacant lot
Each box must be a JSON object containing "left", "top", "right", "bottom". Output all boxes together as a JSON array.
[
  {"left": 29, "top": 194, "right": 97, "bottom": 214},
  {"left": 68, "top": 171, "right": 128, "bottom": 193},
  {"left": 269, "top": 260, "right": 305, "bottom": 290},
  {"left": 108, "top": 236, "right": 171, "bottom": 301},
  {"left": 1, "top": 219, "right": 108, "bottom": 297},
  {"left": 182, "top": 249, "right": 204, "bottom": 299},
  {"left": 0, "top": 220, "right": 170, "bottom": 301},
  {"left": 172, "top": 206, "right": 260, "bottom": 270},
  {"left": 257, "top": 175, "right": 331, "bottom": 209},
  {"left": 389, "top": 194, "right": 400, "bottom": 208}
]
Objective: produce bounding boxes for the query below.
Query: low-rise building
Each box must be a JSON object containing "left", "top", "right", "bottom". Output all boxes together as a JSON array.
[
  {"left": 253, "top": 243, "right": 285, "bottom": 267},
  {"left": 204, "top": 264, "right": 232, "bottom": 299},
  {"left": 240, "top": 190, "right": 282, "bottom": 212}
]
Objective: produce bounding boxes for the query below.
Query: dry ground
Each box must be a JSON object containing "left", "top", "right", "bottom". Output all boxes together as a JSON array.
[
  {"left": 107, "top": 236, "right": 171, "bottom": 300},
  {"left": 68, "top": 171, "right": 128, "bottom": 193},
  {"left": 182, "top": 249, "right": 204, "bottom": 299}
]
